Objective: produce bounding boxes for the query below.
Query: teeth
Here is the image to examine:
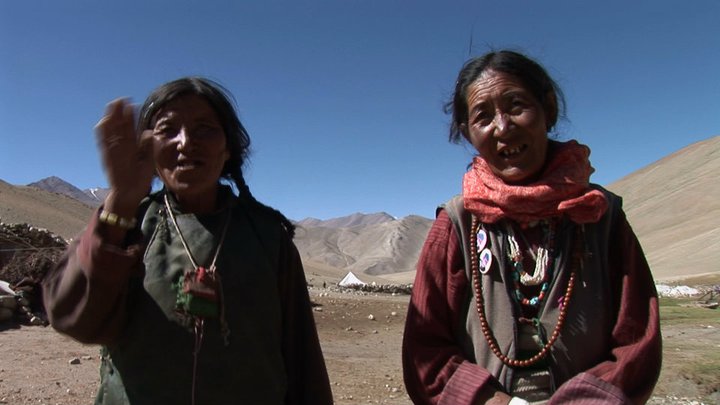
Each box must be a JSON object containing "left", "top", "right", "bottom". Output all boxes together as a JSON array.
[
  {"left": 178, "top": 161, "right": 198, "bottom": 168},
  {"left": 501, "top": 147, "right": 522, "bottom": 157}
]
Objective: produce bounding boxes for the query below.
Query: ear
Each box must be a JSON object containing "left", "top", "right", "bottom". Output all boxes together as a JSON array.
[{"left": 543, "top": 92, "right": 558, "bottom": 131}]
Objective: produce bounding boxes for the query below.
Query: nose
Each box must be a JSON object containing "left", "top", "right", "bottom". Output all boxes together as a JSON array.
[
  {"left": 177, "top": 127, "right": 193, "bottom": 151},
  {"left": 492, "top": 112, "right": 510, "bottom": 137}
]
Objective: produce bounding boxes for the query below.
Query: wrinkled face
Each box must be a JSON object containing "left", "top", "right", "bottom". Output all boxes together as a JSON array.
[
  {"left": 464, "top": 70, "right": 549, "bottom": 184},
  {"left": 151, "top": 94, "right": 229, "bottom": 204}
]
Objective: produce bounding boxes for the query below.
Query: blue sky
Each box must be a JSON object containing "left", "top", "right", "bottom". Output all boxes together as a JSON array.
[{"left": 1, "top": 1, "right": 718, "bottom": 220}]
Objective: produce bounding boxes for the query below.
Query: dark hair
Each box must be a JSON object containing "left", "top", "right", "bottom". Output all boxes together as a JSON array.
[
  {"left": 445, "top": 50, "right": 566, "bottom": 143},
  {"left": 138, "top": 77, "right": 296, "bottom": 237}
]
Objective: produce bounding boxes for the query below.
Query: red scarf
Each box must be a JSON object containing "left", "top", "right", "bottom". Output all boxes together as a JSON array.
[{"left": 463, "top": 140, "right": 608, "bottom": 224}]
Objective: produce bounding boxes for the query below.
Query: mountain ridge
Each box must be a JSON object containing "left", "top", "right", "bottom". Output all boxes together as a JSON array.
[
  {"left": 2, "top": 134, "right": 718, "bottom": 283},
  {"left": 296, "top": 212, "right": 398, "bottom": 229}
]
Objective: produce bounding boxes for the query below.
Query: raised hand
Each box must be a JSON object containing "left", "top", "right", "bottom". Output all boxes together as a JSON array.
[{"left": 95, "top": 98, "right": 155, "bottom": 219}]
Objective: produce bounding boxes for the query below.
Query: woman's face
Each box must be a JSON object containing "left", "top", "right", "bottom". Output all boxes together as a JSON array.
[
  {"left": 464, "top": 70, "right": 550, "bottom": 184},
  {"left": 151, "top": 94, "right": 229, "bottom": 205}
]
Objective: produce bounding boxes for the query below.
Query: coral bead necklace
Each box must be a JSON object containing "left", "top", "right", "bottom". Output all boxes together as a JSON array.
[{"left": 470, "top": 216, "right": 581, "bottom": 368}]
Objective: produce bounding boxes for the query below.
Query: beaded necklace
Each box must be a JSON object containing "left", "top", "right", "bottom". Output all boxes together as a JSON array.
[
  {"left": 505, "top": 220, "right": 557, "bottom": 308},
  {"left": 470, "top": 216, "right": 581, "bottom": 368}
]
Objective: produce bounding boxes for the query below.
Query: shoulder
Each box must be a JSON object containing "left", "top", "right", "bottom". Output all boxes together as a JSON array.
[
  {"left": 426, "top": 196, "right": 465, "bottom": 247},
  {"left": 589, "top": 184, "right": 625, "bottom": 224},
  {"left": 589, "top": 183, "right": 622, "bottom": 208},
  {"left": 234, "top": 197, "right": 292, "bottom": 247},
  {"left": 437, "top": 194, "right": 465, "bottom": 218}
]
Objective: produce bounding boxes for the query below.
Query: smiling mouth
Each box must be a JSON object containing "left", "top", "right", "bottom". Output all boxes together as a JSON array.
[
  {"left": 499, "top": 145, "right": 527, "bottom": 158},
  {"left": 176, "top": 160, "right": 203, "bottom": 170}
]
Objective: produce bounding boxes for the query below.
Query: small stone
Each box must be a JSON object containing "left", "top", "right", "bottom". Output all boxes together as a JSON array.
[
  {"left": 69, "top": 358, "right": 81, "bottom": 365},
  {"left": 367, "top": 314, "right": 375, "bottom": 321},
  {"left": 313, "top": 307, "right": 323, "bottom": 312},
  {"left": 390, "top": 311, "right": 398, "bottom": 317}
]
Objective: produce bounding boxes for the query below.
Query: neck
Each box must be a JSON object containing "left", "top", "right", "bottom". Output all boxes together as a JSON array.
[{"left": 171, "top": 186, "right": 221, "bottom": 214}]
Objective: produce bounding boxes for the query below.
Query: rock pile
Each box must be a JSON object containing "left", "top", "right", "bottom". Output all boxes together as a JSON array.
[
  {"left": 0, "top": 220, "right": 67, "bottom": 325},
  {"left": 340, "top": 283, "right": 413, "bottom": 295}
]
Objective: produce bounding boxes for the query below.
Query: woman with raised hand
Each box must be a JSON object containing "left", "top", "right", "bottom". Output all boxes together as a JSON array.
[
  {"left": 402, "top": 50, "right": 661, "bottom": 405},
  {"left": 43, "top": 77, "right": 333, "bottom": 405}
]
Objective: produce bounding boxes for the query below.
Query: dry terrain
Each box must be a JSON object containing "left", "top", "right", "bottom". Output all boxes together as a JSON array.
[
  {"left": 1, "top": 283, "right": 719, "bottom": 405},
  {"left": 1, "top": 136, "right": 719, "bottom": 404}
]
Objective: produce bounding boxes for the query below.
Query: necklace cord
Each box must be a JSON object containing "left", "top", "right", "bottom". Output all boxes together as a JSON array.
[
  {"left": 163, "top": 193, "right": 232, "bottom": 402},
  {"left": 163, "top": 194, "right": 231, "bottom": 272}
]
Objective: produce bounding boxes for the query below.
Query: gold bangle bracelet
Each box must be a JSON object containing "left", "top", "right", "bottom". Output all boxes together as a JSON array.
[{"left": 99, "top": 209, "right": 137, "bottom": 230}]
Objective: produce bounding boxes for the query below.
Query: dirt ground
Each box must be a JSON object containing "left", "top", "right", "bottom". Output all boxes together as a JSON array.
[{"left": 0, "top": 289, "right": 717, "bottom": 405}]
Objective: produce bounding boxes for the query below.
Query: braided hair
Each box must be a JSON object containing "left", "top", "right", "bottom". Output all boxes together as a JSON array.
[{"left": 138, "top": 77, "right": 296, "bottom": 238}]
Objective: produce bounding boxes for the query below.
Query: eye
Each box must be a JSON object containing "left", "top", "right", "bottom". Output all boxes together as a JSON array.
[
  {"left": 153, "top": 125, "right": 178, "bottom": 138},
  {"left": 194, "top": 123, "right": 222, "bottom": 138},
  {"left": 472, "top": 110, "right": 493, "bottom": 127},
  {"left": 510, "top": 98, "right": 528, "bottom": 113}
]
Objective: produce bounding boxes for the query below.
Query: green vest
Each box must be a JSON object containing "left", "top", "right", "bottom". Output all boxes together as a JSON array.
[{"left": 96, "top": 191, "right": 288, "bottom": 405}]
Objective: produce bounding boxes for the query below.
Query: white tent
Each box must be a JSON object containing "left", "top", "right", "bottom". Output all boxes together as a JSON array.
[{"left": 338, "top": 271, "right": 367, "bottom": 287}]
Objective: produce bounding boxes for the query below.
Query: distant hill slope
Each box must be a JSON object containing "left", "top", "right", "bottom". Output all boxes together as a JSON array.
[
  {"left": 607, "top": 135, "right": 719, "bottom": 280},
  {"left": 84, "top": 187, "right": 110, "bottom": 203},
  {"left": 28, "top": 176, "right": 101, "bottom": 207},
  {"left": 297, "top": 212, "right": 395, "bottom": 228},
  {"left": 0, "top": 179, "right": 93, "bottom": 240},
  {"left": 293, "top": 214, "right": 432, "bottom": 277},
  {"left": 3, "top": 136, "right": 717, "bottom": 283}
]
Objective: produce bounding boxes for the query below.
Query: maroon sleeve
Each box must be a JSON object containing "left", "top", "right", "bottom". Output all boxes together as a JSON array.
[
  {"left": 277, "top": 231, "right": 334, "bottom": 405},
  {"left": 550, "top": 210, "right": 662, "bottom": 404},
  {"left": 42, "top": 209, "right": 144, "bottom": 344},
  {"left": 402, "top": 211, "right": 504, "bottom": 405}
]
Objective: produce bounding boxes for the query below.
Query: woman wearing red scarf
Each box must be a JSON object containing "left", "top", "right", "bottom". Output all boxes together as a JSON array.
[{"left": 402, "top": 50, "right": 661, "bottom": 405}]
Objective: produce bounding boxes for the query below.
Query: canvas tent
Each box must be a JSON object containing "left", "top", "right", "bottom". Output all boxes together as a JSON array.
[{"left": 338, "top": 271, "right": 366, "bottom": 287}]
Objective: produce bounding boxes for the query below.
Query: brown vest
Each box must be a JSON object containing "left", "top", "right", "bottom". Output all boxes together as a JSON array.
[{"left": 441, "top": 186, "right": 619, "bottom": 392}]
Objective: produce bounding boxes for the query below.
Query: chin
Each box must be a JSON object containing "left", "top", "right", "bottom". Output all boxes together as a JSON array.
[{"left": 498, "top": 168, "right": 539, "bottom": 185}]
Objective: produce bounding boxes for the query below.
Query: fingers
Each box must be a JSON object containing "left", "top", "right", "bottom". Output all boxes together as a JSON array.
[
  {"left": 95, "top": 98, "right": 132, "bottom": 132},
  {"left": 95, "top": 98, "right": 139, "bottom": 149},
  {"left": 137, "top": 129, "right": 155, "bottom": 161}
]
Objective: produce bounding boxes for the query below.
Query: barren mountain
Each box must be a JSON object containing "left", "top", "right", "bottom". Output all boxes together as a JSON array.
[
  {"left": 28, "top": 176, "right": 100, "bottom": 207},
  {"left": 84, "top": 187, "right": 110, "bottom": 203},
  {"left": 606, "top": 135, "right": 719, "bottom": 281},
  {"left": 1, "top": 136, "right": 718, "bottom": 283},
  {"left": 293, "top": 214, "right": 433, "bottom": 277},
  {"left": 0, "top": 179, "right": 93, "bottom": 240},
  {"left": 297, "top": 212, "right": 395, "bottom": 228}
]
